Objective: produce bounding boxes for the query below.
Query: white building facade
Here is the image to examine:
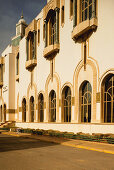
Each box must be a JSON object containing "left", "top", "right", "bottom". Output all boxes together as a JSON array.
[{"left": 0, "top": 0, "right": 114, "bottom": 134}]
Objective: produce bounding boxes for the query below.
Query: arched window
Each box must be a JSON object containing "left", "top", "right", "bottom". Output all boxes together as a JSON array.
[
  {"left": 103, "top": 74, "right": 114, "bottom": 123},
  {"left": 22, "top": 98, "right": 26, "bottom": 122},
  {"left": 4, "top": 104, "right": 6, "bottom": 122},
  {"left": 80, "top": 81, "right": 92, "bottom": 122},
  {"left": 49, "top": 90, "right": 56, "bottom": 122},
  {"left": 38, "top": 93, "right": 44, "bottom": 122},
  {"left": 46, "top": 10, "right": 56, "bottom": 46},
  {"left": 26, "top": 31, "right": 36, "bottom": 61},
  {"left": 81, "top": 0, "right": 96, "bottom": 22},
  {"left": 44, "top": 8, "right": 59, "bottom": 49},
  {"left": 30, "top": 96, "right": 34, "bottom": 122},
  {"left": 62, "top": 86, "right": 71, "bottom": 122}
]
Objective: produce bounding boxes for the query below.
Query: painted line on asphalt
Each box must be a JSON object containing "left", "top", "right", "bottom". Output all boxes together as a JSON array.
[{"left": 60, "top": 142, "right": 114, "bottom": 155}]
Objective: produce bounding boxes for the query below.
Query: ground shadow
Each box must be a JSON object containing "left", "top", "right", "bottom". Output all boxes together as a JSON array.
[{"left": 0, "top": 134, "right": 59, "bottom": 153}]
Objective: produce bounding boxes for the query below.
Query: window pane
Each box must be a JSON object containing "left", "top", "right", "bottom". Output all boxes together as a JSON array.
[
  {"left": 89, "top": 5, "right": 92, "bottom": 19},
  {"left": 104, "top": 102, "right": 106, "bottom": 122},
  {"left": 81, "top": 106, "right": 84, "bottom": 122},
  {"left": 84, "top": 95, "right": 87, "bottom": 104},
  {"left": 107, "top": 93, "right": 111, "bottom": 101},
  {"left": 89, "top": 0, "right": 92, "bottom": 4},
  {"left": 84, "top": 105, "right": 87, "bottom": 122},
  {"left": 88, "top": 104, "right": 91, "bottom": 122},
  {"left": 107, "top": 102, "right": 111, "bottom": 122},
  {"left": 85, "top": 9, "right": 88, "bottom": 20},
  {"left": 85, "top": 1, "right": 88, "bottom": 8},
  {"left": 88, "top": 93, "right": 91, "bottom": 104}
]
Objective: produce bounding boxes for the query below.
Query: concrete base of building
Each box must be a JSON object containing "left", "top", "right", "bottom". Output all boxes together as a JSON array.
[{"left": 15, "top": 122, "right": 114, "bottom": 135}]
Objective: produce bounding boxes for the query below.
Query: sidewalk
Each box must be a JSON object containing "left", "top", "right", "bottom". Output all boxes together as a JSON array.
[{"left": 2, "top": 131, "right": 114, "bottom": 155}]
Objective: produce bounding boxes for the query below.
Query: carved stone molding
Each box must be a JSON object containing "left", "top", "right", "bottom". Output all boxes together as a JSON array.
[
  {"left": 25, "top": 19, "right": 37, "bottom": 37},
  {"left": 43, "top": 0, "right": 60, "bottom": 20}
]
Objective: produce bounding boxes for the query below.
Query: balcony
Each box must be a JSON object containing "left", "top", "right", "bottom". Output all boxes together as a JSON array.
[
  {"left": 43, "top": 43, "right": 60, "bottom": 59},
  {"left": 25, "top": 59, "right": 37, "bottom": 70},
  {"left": 72, "top": 17, "right": 98, "bottom": 41}
]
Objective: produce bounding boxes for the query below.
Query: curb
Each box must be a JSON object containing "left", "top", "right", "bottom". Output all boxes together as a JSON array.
[{"left": 1, "top": 132, "right": 114, "bottom": 155}]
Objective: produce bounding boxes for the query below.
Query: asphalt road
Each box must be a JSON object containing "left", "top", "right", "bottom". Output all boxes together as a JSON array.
[{"left": 0, "top": 134, "right": 114, "bottom": 170}]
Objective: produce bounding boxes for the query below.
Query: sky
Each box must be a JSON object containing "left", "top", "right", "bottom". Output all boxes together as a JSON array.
[{"left": 0, "top": 0, "right": 47, "bottom": 55}]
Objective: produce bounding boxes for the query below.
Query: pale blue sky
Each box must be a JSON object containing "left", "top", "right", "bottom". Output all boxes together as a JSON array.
[{"left": 0, "top": 0, "right": 47, "bottom": 55}]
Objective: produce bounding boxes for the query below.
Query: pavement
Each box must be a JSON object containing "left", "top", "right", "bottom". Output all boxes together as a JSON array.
[{"left": 1, "top": 131, "right": 114, "bottom": 155}]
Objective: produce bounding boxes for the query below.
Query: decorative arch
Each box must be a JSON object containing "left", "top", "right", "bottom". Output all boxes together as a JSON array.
[
  {"left": 99, "top": 69, "right": 114, "bottom": 91},
  {"left": 100, "top": 71, "right": 114, "bottom": 123},
  {"left": 73, "top": 58, "right": 98, "bottom": 123},
  {"left": 27, "top": 83, "right": 37, "bottom": 122},
  {"left": 61, "top": 82, "right": 73, "bottom": 97},
  {"left": 45, "top": 72, "right": 61, "bottom": 122}
]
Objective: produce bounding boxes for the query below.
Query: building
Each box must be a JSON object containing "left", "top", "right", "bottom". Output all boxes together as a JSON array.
[{"left": 0, "top": 0, "right": 114, "bottom": 134}]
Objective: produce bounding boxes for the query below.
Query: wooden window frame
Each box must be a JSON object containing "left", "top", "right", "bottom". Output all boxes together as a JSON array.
[{"left": 70, "top": 0, "right": 73, "bottom": 19}]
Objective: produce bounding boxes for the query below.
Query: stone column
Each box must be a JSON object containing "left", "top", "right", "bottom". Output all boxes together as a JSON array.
[
  {"left": 73, "top": 0, "right": 77, "bottom": 28},
  {"left": 33, "top": 31, "right": 36, "bottom": 59},
  {"left": 26, "top": 38, "right": 28, "bottom": 61},
  {"left": 92, "top": 0, "right": 96, "bottom": 18},
  {"left": 55, "top": 7, "right": 60, "bottom": 44},
  {"left": 44, "top": 19, "right": 47, "bottom": 47}
]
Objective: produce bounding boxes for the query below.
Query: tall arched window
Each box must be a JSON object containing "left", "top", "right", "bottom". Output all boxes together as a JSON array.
[
  {"left": 80, "top": 81, "right": 92, "bottom": 123},
  {"left": 103, "top": 74, "right": 114, "bottom": 123},
  {"left": 38, "top": 93, "right": 44, "bottom": 122},
  {"left": 81, "top": 0, "right": 96, "bottom": 22},
  {"left": 30, "top": 96, "right": 34, "bottom": 122},
  {"left": 4, "top": 104, "right": 6, "bottom": 122},
  {"left": 44, "top": 8, "right": 59, "bottom": 49},
  {"left": 62, "top": 86, "right": 71, "bottom": 122},
  {"left": 22, "top": 98, "right": 26, "bottom": 122},
  {"left": 49, "top": 90, "right": 56, "bottom": 122}
]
